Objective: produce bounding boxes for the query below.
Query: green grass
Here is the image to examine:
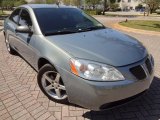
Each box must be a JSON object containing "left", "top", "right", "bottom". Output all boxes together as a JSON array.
[
  {"left": 0, "top": 10, "right": 6, "bottom": 16},
  {"left": 119, "top": 20, "right": 160, "bottom": 32},
  {"left": 0, "top": 11, "right": 3, "bottom": 15}
]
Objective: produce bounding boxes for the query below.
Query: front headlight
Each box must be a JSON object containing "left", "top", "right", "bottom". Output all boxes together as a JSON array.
[{"left": 70, "top": 58, "right": 125, "bottom": 81}]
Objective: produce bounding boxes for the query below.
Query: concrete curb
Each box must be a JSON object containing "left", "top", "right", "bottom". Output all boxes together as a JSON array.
[{"left": 113, "top": 23, "right": 160, "bottom": 36}]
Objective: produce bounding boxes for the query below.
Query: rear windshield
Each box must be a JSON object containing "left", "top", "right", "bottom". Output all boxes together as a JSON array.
[{"left": 34, "top": 8, "right": 105, "bottom": 36}]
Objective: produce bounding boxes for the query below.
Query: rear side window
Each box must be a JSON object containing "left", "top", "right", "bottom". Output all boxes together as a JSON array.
[
  {"left": 9, "top": 9, "right": 21, "bottom": 24},
  {"left": 19, "top": 9, "right": 32, "bottom": 27}
]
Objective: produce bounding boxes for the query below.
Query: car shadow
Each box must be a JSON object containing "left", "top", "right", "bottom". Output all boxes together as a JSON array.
[{"left": 82, "top": 76, "right": 160, "bottom": 120}]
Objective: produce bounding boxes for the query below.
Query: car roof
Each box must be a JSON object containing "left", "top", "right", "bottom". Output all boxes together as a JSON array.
[{"left": 20, "top": 4, "right": 76, "bottom": 9}]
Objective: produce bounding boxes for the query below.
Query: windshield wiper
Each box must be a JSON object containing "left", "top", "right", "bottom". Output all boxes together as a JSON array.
[
  {"left": 44, "top": 30, "right": 78, "bottom": 36},
  {"left": 78, "top": 26, "right": 105, "bottom": 32},
  {"left": 86, "top": 26, "right": 105, "bottom": 30},
  {"left": 44, "top": 26, "right": 106, "bottom": 36}
]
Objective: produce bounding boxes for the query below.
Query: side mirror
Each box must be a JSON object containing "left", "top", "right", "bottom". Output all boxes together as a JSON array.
[{"left": 15, "top": 25, "right": 32, "bottom": 33}]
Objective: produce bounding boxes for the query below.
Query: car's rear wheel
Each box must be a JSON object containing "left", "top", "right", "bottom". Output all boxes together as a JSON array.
[
  {"left": 5, "top": 36, "right": 16, "bottom": 55},
  {"left": 37, "top": 64, "right": 68, "bottom": 103}
]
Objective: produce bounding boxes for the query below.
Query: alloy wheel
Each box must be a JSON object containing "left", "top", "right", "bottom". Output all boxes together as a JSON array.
[{"left": 41, "top": 71, "right": 67, "bottom": 100}]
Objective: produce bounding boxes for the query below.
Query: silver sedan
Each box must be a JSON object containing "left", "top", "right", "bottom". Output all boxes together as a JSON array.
[{"left": 3, "top": 4, "right": 154, "bottom": 110}]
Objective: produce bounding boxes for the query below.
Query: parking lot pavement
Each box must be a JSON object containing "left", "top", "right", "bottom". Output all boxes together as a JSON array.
[
  {"left": 0, "top": 26, "right": 3, "bottom": 32},
  {"left": 0, "top": 18, "right": 160, "bottom": 120}
]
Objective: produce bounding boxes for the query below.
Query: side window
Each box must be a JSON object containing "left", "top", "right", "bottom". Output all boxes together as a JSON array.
[
  {"left": 9, "top": 9, "right": 21, "bottom": 24},
  {"left": 19, "top": 9, "right": 32, "bottom": 27}
]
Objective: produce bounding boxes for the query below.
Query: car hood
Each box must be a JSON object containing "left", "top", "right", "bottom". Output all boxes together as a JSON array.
[{"left": 46, "top": 29, "right": 147, "bottom": 67}]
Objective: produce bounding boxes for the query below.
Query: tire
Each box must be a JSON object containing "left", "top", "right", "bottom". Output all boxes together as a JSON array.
[
  {"left": 5, "top": 35, "right": 16, "bottom": 55},
  {"left": 37, "top": 64, "right": 68, "bottom": 103}
]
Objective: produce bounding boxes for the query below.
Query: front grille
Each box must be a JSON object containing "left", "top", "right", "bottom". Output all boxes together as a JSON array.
[
  {"left": 130, "top": 65, "right": 146, "bottom": 80},
  {"left": 145, "top": 58, "right": 152, "bottom": 74},
  {"left": 130, "top": 57, "right": 153, "bottom": 80}
]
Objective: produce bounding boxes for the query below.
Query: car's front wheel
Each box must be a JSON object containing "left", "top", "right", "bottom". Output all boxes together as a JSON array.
[{"left": 37, "top": 64, "right": 68, "bottom": 103}]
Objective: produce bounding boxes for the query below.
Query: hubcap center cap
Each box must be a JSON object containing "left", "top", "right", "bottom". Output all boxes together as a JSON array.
[{"left": 53, "top": 83, "right": 59, "bottom": 88}]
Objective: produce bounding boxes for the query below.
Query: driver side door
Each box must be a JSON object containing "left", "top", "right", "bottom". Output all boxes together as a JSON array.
[{"left": 15, "top": 8, "right": 36, "bottom": 66}]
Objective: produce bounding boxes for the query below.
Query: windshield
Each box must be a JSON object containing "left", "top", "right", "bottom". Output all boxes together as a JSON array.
[{"left": 34, "top": 8, "right": 105, "bottom": 36}]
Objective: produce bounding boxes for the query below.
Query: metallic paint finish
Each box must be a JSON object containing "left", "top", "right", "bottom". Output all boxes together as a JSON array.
[{"left": 4, "top": 4, "right": 154, "bottom": 110}]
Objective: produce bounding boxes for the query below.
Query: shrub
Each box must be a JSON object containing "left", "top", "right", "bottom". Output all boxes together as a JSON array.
[
  {"left": 84, "top": 9, "right": 103, "bottom": 15},
  {"left": 135, "top": 4, "right": 143, "bottom": 11},
  {"left": 115, "top": 8, "right": 121, "bottom": 11},
  {"left": 110, "top": 3, "right": 119, "bottom": 12},
  {"left": 96, "top": 9, "right": 103, "bottom": 15},
  {"left": 84, "top": 10, "right": 97, "bottom": 15},
  {"left": 155, "top": 9, "right": 160, "bottom": 14}
]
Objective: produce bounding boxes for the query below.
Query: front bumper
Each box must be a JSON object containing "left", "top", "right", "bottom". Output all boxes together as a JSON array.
[{"left": 57, "top": 56, "right": 154, "bottom": 110}]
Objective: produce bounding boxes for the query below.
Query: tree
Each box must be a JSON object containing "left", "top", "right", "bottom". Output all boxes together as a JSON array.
[
  {"left": 46, "top": 0, "right": 57, "bottom": 4},
  {"left": 102, "top": 0, "right": 118, "bottom": 14},
  {"left": 86, "top": 0, "right": 101, "bottom": 9},
  {"left": 110, "top": 0, "right": 116, "bottom": 3},
  {"left": 110, "top": 3, "right": 119, "bottom": 11},
  {"left": 140, "top": 0, "right": 160, "bottom": 14},
  {"left": 0, "top": 0, "right": 3, "bottom": 12},
  {"left": 63, "top": 0, "right": 71, "bottom": 5},
  {"left": 34, "top": 0, "right": 46, "bottom": 4},
  {"left": 14, "top": 0, "right": 27, "bottom": 7},
  {"left": 0, "top": 0, "right": 27, "bottom": 10},
  {"left": 103, "top": 0, "right": 107, "bottom": 15},
  {"left": 72, "top": 0, "right": 81, "bottom": 7},
  {"left": 2, "top": 0, "right": 14, "bottom": 10},
  {"left": 135, "top": 4, "right": 143, "bottom": 10},
  {"left": 63, "top": 0, "right": 81, "bottom": 7}
]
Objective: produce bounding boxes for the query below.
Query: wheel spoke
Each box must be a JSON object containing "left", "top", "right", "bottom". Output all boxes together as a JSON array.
[
  {"left": 5, "top": 39, "right": 8, "bottom": 43},
  {"left": 55, "top": 73, "right": 60, "bottom": 83},
  {"left": 45, "top": 84, "right": 54, "bottom": 91},
  {"left": 55, "top": 89, "right": 61, "bottom": 98},
  {"left": 5, "top": 39, "right": 10, "bottom": 51},
  {"left": 59, "top": 85, "right": 66, "bottom": 90},
  {"left": 44, "top": 74, "right": 53, "bottom": 83}
]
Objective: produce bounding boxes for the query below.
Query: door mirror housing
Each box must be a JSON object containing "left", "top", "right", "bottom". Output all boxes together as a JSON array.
[{"left": 16, "top": 25, "right": 32, "bottom": 33}]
